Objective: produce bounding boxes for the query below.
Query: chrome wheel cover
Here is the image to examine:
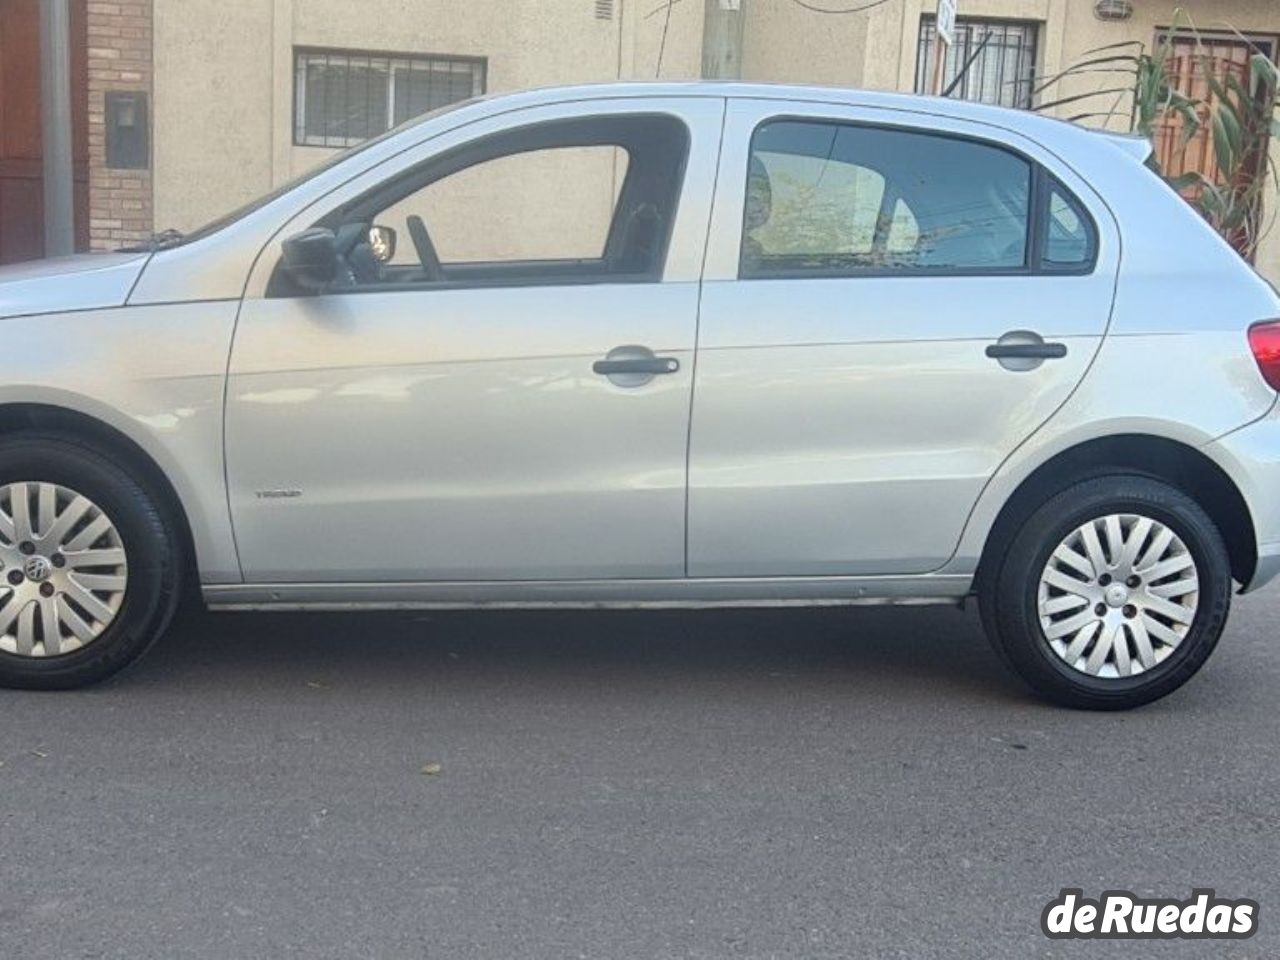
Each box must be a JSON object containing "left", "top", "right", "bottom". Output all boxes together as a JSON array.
[
  {"left": 0, "top": 482, "right": 128, "bottom": 657},
  {"left": 1038, "top": 513, "right": 1199, "bottom": 679}
]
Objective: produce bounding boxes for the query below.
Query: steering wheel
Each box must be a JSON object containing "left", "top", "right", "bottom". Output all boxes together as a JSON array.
[{"left": 405, "top": 215, "right": 445, "bottom": 282}]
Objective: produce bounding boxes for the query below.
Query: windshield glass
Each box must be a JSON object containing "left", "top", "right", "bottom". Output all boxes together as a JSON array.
[{"left": 125, "top": 97, "right": 483, "bottom": 251}]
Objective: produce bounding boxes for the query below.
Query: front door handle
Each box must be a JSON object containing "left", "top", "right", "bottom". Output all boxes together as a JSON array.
[
  {"left": 985, "top": 342, "right": 1068, "bottom": 360},
  {"left": 592, "top": 345, "right": 681, "bottom": 387},
  {"left": 592, "top": 357, "right": 680, "bottom": 376}
]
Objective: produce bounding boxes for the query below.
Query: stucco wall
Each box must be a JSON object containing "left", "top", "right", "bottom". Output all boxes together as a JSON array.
[
  {"left": 152, "top": 0, "right": 274, "bottom": 234},
  {"left": 741, "top": 2, "right": 870, "bottom": 87},
  {"left": 153, "top": 0, "right": 704, "bottom": 235}
]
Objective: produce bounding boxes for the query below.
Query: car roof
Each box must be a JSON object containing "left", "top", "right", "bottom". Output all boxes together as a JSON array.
[{"left": 460, "top": 80, "right": 1151, "bottom": 164}]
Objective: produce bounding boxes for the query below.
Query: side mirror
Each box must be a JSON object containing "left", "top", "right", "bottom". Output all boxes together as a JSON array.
[
  {"left": 281, "top": 227, "right": 339, "bottom": 291},
  {"left": 368, "top": 225, "right": 397, "bottom": 263}
]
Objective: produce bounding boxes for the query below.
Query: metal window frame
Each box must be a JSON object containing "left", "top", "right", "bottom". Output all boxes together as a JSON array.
[
  {"left": 916, "top": 15, "right": 1040, "bottom": 110},
  {"left": 293, "top": 46, "right": 488, "bottom": 148}
]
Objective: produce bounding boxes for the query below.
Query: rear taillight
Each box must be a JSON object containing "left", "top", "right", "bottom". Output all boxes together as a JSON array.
[{"left": 1248, "top": 321, "right": 1280, "bottom": 391}]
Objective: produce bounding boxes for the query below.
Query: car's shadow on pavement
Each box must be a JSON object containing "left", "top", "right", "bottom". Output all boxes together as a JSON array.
[{"left": 123, "top": 601, "right": 1030, "bottom": 706}]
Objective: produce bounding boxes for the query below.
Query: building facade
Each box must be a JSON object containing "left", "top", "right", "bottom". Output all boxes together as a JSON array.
[{"left": 3, "top": 0, "right": 1279, "bottom": 280}]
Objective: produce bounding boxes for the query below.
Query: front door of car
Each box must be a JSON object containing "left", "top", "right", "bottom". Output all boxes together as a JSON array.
[
  {"left": 687, "top": 100, "right": 1121, "bottom": 577},
  {"left": 225, "top": 99, "right": 723, "bottom": 582}
]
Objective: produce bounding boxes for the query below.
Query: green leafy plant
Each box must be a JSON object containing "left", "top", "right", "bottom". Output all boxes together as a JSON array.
[
  {"left": 1032, "top": 37, "right": 1200, "bottom": 144},
  {"left": 1026, "top": 14, "right": 1279, "bottom": 261},
  {"left": 1192, "top": 47, "right": 1278, "bottom": 256}
]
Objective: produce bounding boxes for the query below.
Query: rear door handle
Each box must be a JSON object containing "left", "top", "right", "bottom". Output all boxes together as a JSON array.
[
  {"left": 985, "top": 342, "right": 1068, "bottom": 360},
  {"left": 592, "top": 357, "right": 680, "bottom": 376},
  {"left": 986, "top": 331, "right": 1068, "bottom": 371}
]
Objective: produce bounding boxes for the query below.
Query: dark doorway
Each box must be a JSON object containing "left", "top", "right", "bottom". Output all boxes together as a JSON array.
[{"left": 0, "top": 0, "right": 88, "bottom": 264}]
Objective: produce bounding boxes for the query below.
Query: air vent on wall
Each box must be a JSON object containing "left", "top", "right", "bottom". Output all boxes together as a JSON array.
[{"left": 595, "top": 0, "right": 614, "bottom": 20}]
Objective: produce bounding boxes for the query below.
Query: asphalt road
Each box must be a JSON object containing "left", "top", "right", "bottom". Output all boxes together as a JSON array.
[{"left": 2, "top": 590, "right": 1278, "bottom": 959}]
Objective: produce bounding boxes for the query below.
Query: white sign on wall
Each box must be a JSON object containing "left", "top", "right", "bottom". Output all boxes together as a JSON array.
[{"left": 936, "top": 0, "right": 957, "bottom": 45}]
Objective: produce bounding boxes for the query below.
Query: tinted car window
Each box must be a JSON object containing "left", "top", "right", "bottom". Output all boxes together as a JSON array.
[
  {"left": 1043, "top": 178, "right": 1096, "bottom": 270},
  {"left": 741, "top": 119, "right": 1032, "bottom": 278}
]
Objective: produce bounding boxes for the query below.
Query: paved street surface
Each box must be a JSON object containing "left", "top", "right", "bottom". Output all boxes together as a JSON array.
[{"left": 2, "top": 590, "right": 1278, "bottom": 959}]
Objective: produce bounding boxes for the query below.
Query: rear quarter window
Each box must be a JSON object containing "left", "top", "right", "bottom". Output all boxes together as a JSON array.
[{"left": 1041, "top": 177, "right": 1097, "bottom": 271}]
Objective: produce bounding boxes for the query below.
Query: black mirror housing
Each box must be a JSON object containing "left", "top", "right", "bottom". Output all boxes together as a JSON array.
[{"left": 281, "top": 227, "right": 339, "bottom": 291}]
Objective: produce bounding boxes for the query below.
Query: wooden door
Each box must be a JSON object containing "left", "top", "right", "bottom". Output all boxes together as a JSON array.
[{"left": 0, "top": 0, "right": 87, "bottom": 264}]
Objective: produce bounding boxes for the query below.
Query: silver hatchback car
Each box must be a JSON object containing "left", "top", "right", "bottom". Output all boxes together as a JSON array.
[{"left": 1, "top": 83, "right": 1278, "bottom": 708}]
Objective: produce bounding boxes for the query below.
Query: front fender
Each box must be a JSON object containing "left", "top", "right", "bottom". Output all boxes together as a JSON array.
[{"left": 0, "top": 302, "right": 240, "bottom": 582}]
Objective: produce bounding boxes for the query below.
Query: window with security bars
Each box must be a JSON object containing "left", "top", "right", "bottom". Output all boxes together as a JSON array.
[
  {"left": 294, "top": 49, "right": 486, "bottom": 147},
  {"left": 916, "top": 18, "right": 1038, "bottom": 110}
]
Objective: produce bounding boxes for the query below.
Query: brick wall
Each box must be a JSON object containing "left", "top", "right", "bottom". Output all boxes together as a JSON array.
[{"left": 86, "top": 0, "right": 152, "bottom": 250}]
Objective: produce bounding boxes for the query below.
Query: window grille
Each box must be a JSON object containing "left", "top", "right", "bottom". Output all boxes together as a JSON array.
[
  {"left": 916, "top": 18, "right": 1038, "bottom": 109},
  {"left": 294, "top": 49, "right": 486, "bottom": 147}
]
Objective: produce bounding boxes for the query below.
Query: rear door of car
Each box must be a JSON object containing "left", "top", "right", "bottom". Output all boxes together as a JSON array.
[{"left": 687, "top": 98, "right": 1120, "bottom": 577}]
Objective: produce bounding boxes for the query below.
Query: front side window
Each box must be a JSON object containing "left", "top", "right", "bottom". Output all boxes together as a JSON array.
[
  {"left": 294, "top": 49, "right": 485, "bottom": 147},
  {"left": 742, "top": 120, "right": 1032, "bottom": 278},
  {"left": 274, "top": 114, "right": 689, "bottom": 295},
  {"left": 379, "top": 145, "right": 631, "bottom": 266}
]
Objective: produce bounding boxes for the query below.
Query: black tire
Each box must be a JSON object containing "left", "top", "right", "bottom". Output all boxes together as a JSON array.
[
  {"left": 980, "top": 475, "right": 1231, "bottom": 710},
  {"left": 0, "top": 432, "right": 182, "bottom": 689}
]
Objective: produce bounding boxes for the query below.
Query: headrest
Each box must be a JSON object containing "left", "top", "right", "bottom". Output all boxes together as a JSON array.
[{"left": 744, "top": 156, "right": 772, "bottom": 232}]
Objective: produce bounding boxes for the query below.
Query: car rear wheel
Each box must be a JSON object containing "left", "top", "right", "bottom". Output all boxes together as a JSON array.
[
  {"left": 0, "top": 433, "right": 182, "bottom": 689},
  {"left": 981, "top": 475, "right": 1232, "bottom": 710}
]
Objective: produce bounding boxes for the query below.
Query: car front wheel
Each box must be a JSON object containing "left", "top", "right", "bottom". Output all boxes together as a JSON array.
[
  {"left": 982, "top": 475, "right": 1232, "bottom": 710},
  {"left": 0, "top": 432, "right": 182, "bottom": 689}
]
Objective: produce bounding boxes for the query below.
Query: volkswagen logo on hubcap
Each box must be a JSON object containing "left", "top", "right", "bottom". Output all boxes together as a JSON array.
[{"left": 23, "top": 556, "right": 52, "bottom": 583}]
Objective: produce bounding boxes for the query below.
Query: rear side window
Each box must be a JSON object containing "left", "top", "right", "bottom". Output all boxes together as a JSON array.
[{"left": 742, "top": 120, "right": 1033, "bottom": 278}]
